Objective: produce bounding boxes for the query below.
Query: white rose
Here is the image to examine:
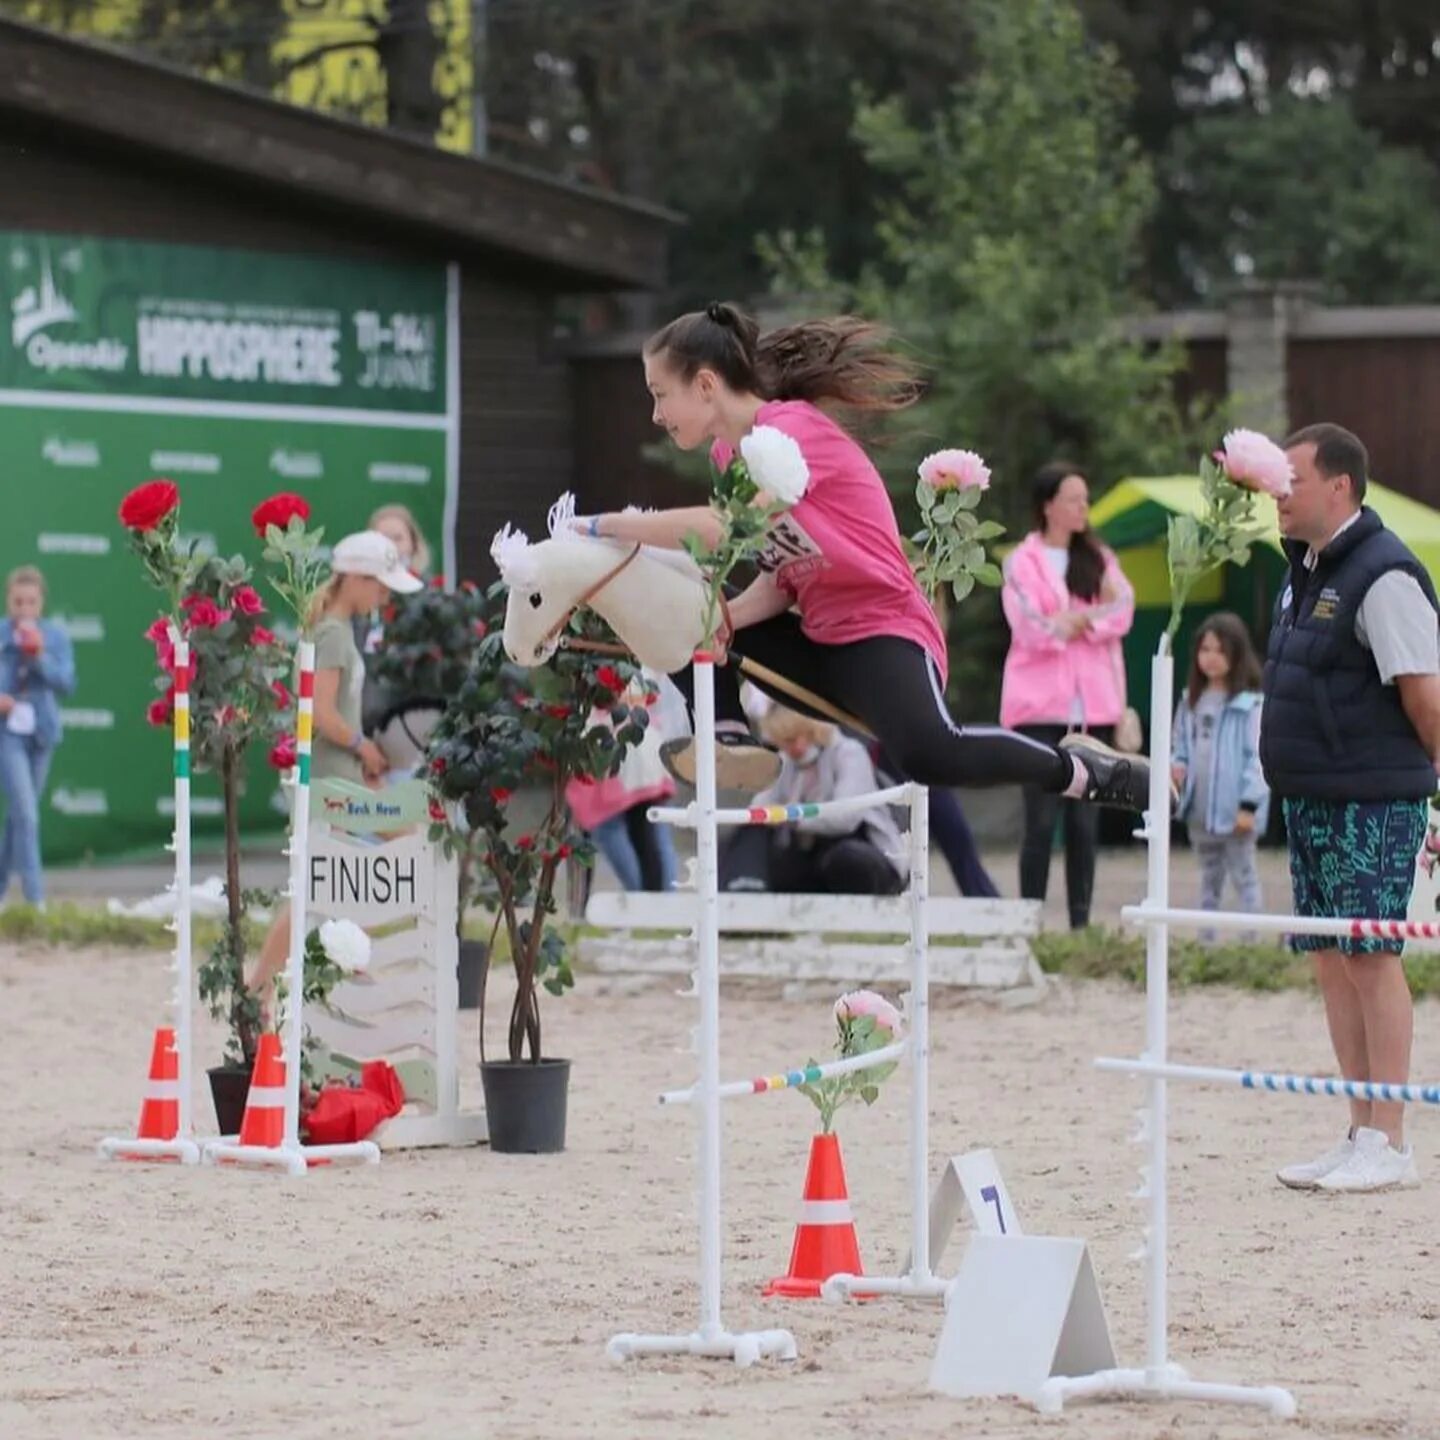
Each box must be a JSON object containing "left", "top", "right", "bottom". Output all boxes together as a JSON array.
[
  {"left": 318, "top": 918, "right": 371, "bottom": 973},
  {"left": 739, "top": 425, "right": 809, "bottom": 505}
]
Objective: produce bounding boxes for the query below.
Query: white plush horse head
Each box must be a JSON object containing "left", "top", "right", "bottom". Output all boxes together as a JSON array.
[{"left": 491, "top": 493, "right": 711, "bottom": 673}]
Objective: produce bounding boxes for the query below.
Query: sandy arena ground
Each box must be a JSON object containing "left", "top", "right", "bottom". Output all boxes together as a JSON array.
[{"left": 2, "top": 938, "right": 1436, "bottom": 1440}]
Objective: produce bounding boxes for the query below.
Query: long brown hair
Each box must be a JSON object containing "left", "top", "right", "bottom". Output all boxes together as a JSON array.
[
  {"left": 644, "top": 300, "right": 922, "bottom": 413},
  {"left": 1186, "top": 611, "right": 1263, "bottom": 706},
  {"left": 1031, "top": 461, "right": 1106, "bottom": 602}
]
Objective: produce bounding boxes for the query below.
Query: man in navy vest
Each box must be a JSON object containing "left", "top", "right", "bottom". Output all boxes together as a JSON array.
[{"left": 1263, "top": 423, "right": 1440, "bottom": 1193}]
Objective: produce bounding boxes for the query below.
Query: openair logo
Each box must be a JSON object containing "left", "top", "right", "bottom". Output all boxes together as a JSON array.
[
  {"left": 9, "top": 242, "right": 128, "bottom": 374},
  {"left": 270, "top": 448, "right": 324, "bottom": 480},
  {"left": 38, "top": 533, "right": 110, "bottom": 556},
  {"left": 42, "top": 435, "right": 101, "bottom": 468},
  {"left": 368, "top": 461, "right": 430, "bottom": 485},
  {"left": 59, "top": 708, "right": 115, "bottom": 730},
  {"left": 151, "top": 450, "right": 221, "bottom": 475}
]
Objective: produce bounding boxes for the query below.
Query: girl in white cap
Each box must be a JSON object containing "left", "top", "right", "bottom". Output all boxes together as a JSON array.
[
  {"left": 247, "top": 531, "right": 421, "bottom": 1003},
  {"left": 307, "top": 529, "right": 422, "bottom": 787}
]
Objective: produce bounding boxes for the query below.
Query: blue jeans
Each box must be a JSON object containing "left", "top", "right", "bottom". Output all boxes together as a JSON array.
[
  {"left": 0, "top": 733, "right": 55, "bottom": 903},
  {"left": 592, "top": 803, "right": 678, "bottom": 891}
]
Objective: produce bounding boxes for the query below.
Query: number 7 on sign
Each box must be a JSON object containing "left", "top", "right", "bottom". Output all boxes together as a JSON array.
[
  {"left": 979, "top": 1184, "right": 1007, "bottom": 1235},
  {"left": 954, "top": 1148, "right": 1024, "bottom": 1238}
]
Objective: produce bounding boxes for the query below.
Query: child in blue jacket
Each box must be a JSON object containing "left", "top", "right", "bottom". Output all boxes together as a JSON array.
[{"left": 1171, "top": 612, "right": 1269, "bottom": 926}]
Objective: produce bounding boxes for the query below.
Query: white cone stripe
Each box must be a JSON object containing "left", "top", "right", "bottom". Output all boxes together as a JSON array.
[
  {"left": 798, "top": 1199, "right": 854, "bottom": 1225},
  {"left": 143, "top": 1080, "right": 181, "bottom": 1100},
  {"left": 244, "top": 1085, "right": 286, "bottom": 1108}
]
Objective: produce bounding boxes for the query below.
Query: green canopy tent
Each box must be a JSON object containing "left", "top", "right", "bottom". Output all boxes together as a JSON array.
[{"left": 1090, "top": 475, "right": 1440, "bottom": 725}]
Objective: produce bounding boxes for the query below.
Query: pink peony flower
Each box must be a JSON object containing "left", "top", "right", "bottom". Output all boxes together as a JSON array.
[
  {"left": 231, "top": 584, "right": 264, "bottom": 616},
  {"left": 1216, "top": 429, "right": 1292, "bottom": 499},
  {"left": 918, "top": 448, "right": 990, "bottom": 492},
  {"left": 834, "top": 989, "right": 904, "bottom": 1036}
]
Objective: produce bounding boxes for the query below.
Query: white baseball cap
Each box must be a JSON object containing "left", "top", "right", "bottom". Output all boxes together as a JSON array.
[{"left": 331, "top": 530, "right": 424, "bottom": 593}]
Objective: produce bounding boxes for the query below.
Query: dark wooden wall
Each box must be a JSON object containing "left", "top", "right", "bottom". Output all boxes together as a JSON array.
[
  {"left": 0, "top": 119, "right": 583, "bottom": 584},
  {"left": 1288, "top": 336, "right": 1440, "bottom": 504}
]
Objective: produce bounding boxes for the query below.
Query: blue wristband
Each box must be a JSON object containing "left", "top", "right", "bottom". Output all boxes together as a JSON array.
[{"left": 588, "top": 516, "right": 602, "bottom": 538}]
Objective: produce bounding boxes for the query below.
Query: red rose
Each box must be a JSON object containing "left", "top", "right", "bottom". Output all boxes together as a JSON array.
[
  {"left": 429, "top": 575, "right": 445, "bottom": 590},
  {"left": 119, "top": 479, "right": 179, "bottom": 532},
  {"left": 268, "top": 736, "right": 298, "bottom": 771},
  {"left": 381, "top": 604, "right": 397, "bottom": 623},
  {"left": 556, "top": 844, "right": 572, "bottom": 860},
  {"left": 251, "top": 493, "right": 310, "bottom": 538},
  {"left": 472, "top": 620, "right": 488, "bottom": 638},
  {"left": 595, "top": 665, "right": 626, "bottom": 694},
  {"left": 490, "top": 787, "right": 511, "bottom": 804},
  {"left": 272, "top": 681, "right": 291, "bottom": 710},
  {"left": 232, "top": 585, "right": 264, "bottom": 616},
  {"left": 431, "top": 756, "right": 447, "bottom": 775},
  {"left": 184, "top": 598, "right": 228, "bottom": 629},
  {"left": 250, "top": 625, "right": 277, "bottom": 648},
  {"left": 143, "top": 616, "right": 171, "bottom": 644},
  {"left": 545, "top": 704, "right": 569, "bottom": 719},
  {"left": 517, "top": 835, "right": 535, "bottom": 851},
  {"left": 428, "top": 799, "right": 447, "bottom": 823},
  {"left": 146, "top": 694, "right": 173, "bottom": 727}
]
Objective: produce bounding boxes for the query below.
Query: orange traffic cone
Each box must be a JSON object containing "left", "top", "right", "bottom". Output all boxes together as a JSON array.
[
  {"left": 764, "top": 1132, "right": 864, "bottom": 1298},
  {"left": 133, "top": 1027, "right": 180, "bottom": 1141},
  {"left": 235, "top": 1033, "right": 287, "bottom": 1148}
]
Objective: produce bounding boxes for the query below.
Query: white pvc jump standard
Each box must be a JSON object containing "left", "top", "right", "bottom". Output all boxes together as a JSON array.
[
  {"left": 99, "top": 629, "right": 201, "bottom": 1166},
  {"left": 204, "top": 640, "right": 380, "bottom": 1177},
  {"left": 1036, "top": 642, "right": 1298, "bottom": 1420}
]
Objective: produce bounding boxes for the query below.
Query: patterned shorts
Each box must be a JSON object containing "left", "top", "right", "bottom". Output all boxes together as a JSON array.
[{"left": 1284, "top": 797, "right": 1428, "bottom": 955}]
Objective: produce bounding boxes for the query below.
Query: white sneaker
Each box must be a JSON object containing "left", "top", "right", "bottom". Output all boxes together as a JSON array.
[
  {"left": 1315, "top": 1126, "right": 1419, "bottom": 1193},
  {"left": 1276, "top": 1133, "right": 1355, "bottom": 1190}
]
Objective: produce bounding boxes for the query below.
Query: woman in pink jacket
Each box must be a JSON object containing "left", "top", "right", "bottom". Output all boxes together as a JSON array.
[{"left": 1001, "top": 462, "right": 1135, "bottom": 928}]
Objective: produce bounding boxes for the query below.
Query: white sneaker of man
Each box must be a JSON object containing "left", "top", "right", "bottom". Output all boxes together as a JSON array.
[
  {"left": 1314, "top": 1126, "right": 1419, "bottom": 1194},
  {"left": 1276, "top": 1132, "right": 1355, "bottom": 1190}
]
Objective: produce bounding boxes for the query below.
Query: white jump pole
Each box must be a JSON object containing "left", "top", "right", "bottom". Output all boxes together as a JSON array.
[
  {"left": 608, "top": 652, "right": 796, "bottom": 1367},
  {"left": 99, "top": 628, "right": 200, "bottom": 1165},
  {"left": 1037, "top": 641, "right": 1296, "bottom": 1419}
]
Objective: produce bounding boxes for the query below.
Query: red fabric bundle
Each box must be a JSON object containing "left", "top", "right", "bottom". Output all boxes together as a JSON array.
[{"left": 302, "top": 1060, "right": 405, "bottom": 1144}]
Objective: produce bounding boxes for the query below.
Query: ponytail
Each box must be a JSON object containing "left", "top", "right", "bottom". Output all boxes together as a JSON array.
[
  {"left": 645, "top": 302, "right": 921, "bottom": 413},
  {"left": 306, "top": 574, "right": 344, "bottom": 627}
]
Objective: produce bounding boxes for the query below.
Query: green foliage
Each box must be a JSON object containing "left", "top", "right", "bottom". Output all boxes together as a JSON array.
[
  {"left": 372, "top": 578, "right": 492, "bottom": 702},
  {"left": 0, "top": 902, "right": 171, "bottom": 948},
  {"left": 795, "top": 1010, "right": 902, "bottom": 1134},
  {"left": 426, "top": 600, "right": 651, "bottom": 1062},
  {"left": 767, "top": 0, "right": 1204, "bottom": 537},
  {"left": 196, "top": 886, "right": 276, "bottom": 1068},
  {"left": 1165, "top": 455, "right": 1266, "bottom": 638},
  {"left": 259, "top": 514, "right": 329, "bottom": 637},
  {"left": 911, "top": 481, "right": 1006, "bottom": 605},
  {"left": 679, "top": 452, "right": 783, "bottom": 646},
  {"left": 1164, "top": 95, "right": 1440, "bottom": 304}
]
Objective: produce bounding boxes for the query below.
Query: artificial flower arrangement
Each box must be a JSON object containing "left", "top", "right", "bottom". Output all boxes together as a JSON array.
[
  {"left": 910, "top": 448, "right": 1006, "bottom": 602},
  {"left": 681, "top": 423, "right": 810, "bottom": 647},
  {"left": 1165, "top": 428, "right": 1294, "bottom": 639},
  {"left": 796, "top": 989, "right": 905, "bottom": 1133}
]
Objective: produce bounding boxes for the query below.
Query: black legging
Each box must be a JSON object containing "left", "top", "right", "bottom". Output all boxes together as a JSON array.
[{"left": 672, "top": 612, "right": 1071, "bottom": 791}]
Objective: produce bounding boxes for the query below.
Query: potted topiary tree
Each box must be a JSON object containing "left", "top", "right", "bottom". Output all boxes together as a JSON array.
[
  {"left": 426, "top": 601, "right": 649, "bottom": 1152},
  {"left": 122, "top": 479, "right": 293, "bottom": 1133},
  {"left": 370, "top": 577, "right": 495, "bottom": 1007}
]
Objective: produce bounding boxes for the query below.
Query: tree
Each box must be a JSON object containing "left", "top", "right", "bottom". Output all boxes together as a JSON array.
[{"left": 1164, "top": 94, "right": 1440, "bottom": 304}]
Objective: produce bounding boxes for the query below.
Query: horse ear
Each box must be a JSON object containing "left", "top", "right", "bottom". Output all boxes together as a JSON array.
[
  {"left": 546, "top": 491, "right": 577, "bottom": 538},
  {"left": 490, "top": 524, "right": 534, "bottom": 584}
]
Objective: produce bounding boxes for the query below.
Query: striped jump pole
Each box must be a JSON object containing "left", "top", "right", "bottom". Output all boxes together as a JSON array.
[
  {"left": 100, "top": 628, "right": 201, "bottom": 1166},
  {"left": 204, "top": 639, "right": 379, "bottom": 1175},
  {"left": 1123, "top": 905, "right": 1440, "bottom": 943},
  {"left": 1097, "top": 1057, "right": 1440, "bottom": 1106},
  {"left": 659, "top": 1040, "right": 909, "bottom": 1106},
  {"left": 650, "top": 784, "right": 912, "bottom": 831}
]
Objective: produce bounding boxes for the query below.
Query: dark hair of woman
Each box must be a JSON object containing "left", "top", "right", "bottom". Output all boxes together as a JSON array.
[
  {"left": 1185, "top": 610, "right": 1264, "bottom": 707},
  {"left": 644, "top": 300, "right": 923, "bottom": 414},
  {"left": 1030, "top": 461, "right": 1105, "bottom": 602}
]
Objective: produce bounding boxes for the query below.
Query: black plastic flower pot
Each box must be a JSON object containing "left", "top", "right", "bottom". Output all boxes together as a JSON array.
[
  {"left": 479, "top": 1057, "right": 571, "bottom": 1154},
  {"left": 208, "top": 1063, "right": 252, "bottom": 1136},
  {"left": 457, "top": 939, "right": 488, "bottom": 1011}
]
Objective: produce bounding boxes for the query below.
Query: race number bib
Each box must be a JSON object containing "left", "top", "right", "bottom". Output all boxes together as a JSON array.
[{"left": 757, "top": 514, "right": 825, "bottom": 578}]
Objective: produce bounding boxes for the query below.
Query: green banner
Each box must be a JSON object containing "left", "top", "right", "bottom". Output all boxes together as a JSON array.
[
  {"left": 3, "top": 231, "right": 447, "bottom": 412},
  {"left": 0, "top": 230, "right": 456, "bottom": 867}
]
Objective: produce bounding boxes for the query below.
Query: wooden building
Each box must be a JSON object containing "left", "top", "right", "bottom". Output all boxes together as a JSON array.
[{"left": 0, "top": 16, "right": 677, "bottom": 572}]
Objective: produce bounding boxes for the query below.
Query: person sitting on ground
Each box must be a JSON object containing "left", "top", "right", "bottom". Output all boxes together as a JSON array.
[{"left": 719, "top": 706, "right": 904, "bottom": 895}]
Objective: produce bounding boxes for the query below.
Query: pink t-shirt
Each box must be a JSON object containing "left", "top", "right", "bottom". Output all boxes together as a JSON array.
[{"left": 711, "top": 400, "right": 947, "bottom": 682}]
